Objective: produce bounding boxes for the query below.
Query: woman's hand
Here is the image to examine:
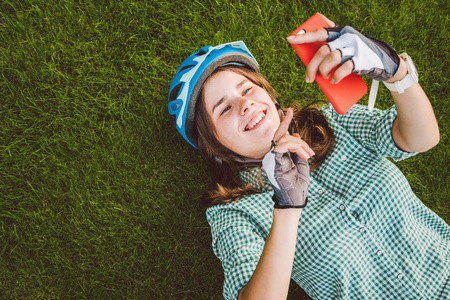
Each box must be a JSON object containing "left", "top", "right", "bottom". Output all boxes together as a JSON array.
[
  {"left": 271, "top": 108, "right": 315, "bottom": 160},
  {"left": 287, "top": 16, "right": 401, "bottom": 84},
  {"left": 286, "top": 14, "right": 439, "bottom": 153},
  {"left": 262, "top": 108, "right": 313, "bottom": 209},
  {"left": 239, "top": 111, "right": 313, "bottom": 297}
]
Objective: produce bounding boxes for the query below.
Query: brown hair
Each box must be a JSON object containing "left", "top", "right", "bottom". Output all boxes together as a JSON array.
[{"left": 194, "top": 66, "right": 334, "bottom": 207}]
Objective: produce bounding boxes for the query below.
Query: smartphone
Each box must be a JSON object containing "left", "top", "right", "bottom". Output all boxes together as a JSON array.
[{"left": 290, "top": 14, "right": 367, "bottom": 115}]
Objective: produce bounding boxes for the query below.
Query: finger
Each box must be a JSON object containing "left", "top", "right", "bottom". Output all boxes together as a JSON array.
[
  {"left": 273, "top": 108, "right": 293, "bottom": 142},
  {"left": 273, "top": 142, "right": 310, "bottom": 160},
  {"left": 318, "top": 49, "right": 343, "bottom": 80},
  {"left": 276, "top": 133, "right": 301, "bottom": 144},
  {"left": 279, "top": 134, "right": 315, "bottom": 157},
  {"left": 292, "top": 134, "right": 315, "bottom": 157},
  {"left": 305, "top": 44, "right": 331, "bottom": 83},
  {"left": 287, "top": 28, "right": 328, "bottom": 45},
  {"left": 332, "top": 59, "right": 354, "bottom": 84},
  {"left": 273, "top": 137, "right": 313, "bottom": 160},
  {"left": 294, "top": 146, "right": 312, "bottom": 161}
]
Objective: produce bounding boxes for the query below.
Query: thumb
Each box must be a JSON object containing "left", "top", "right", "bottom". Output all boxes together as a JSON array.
[
  {"left": 273, "top": 108, "right": 293, "bottom": 142},
  {"left": 287, "top": 28, "right": 329, "bottom": 45}
]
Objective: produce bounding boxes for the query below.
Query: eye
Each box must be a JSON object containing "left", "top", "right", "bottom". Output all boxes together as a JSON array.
[
  {"left": 243, "top": 87, "right": 252, "bottom": 96},
  {"left": 220, "top": 105, "right": 231, "bottom": 116}
]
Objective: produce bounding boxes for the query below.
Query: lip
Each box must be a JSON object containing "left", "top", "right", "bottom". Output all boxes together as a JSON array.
[{"left": 244, "top": 109, "right": 267, "bottom": 131}]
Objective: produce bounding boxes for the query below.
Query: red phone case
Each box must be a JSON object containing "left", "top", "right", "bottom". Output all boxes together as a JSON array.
[{"left": 290, "top": 14, "right": 367, "bottom": 115}]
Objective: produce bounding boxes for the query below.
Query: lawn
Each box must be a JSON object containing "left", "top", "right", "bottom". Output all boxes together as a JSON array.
[{"left": 1, "top": 0, "right": 448, "bottom": 299}]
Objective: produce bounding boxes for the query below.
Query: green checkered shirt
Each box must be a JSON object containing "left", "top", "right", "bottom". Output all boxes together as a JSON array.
[{"left": 206, "top": 104, "right": 450, "bottom": 300}]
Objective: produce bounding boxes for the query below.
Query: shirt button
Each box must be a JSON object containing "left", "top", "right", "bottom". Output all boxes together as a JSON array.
[
  {"left": 340, "top": 155, "right": 347, "bottom": 161},
  {"left": 339, "top": 204, "right": 346, "bottom": 211},
  {"left": 397, "top": 273, "right": 404, "bottom": 280},
  {"left": 376, "top": 250, "right": 383, "bottom": 256},
  {"left": 318, "top": 189, "right": 324, "bottom": 195},
  {"left": 359, "top": 227, "right": 366, "bottom": 233},
  {"left": 419, "top": 298, "right": 426, "bottom": 300}
]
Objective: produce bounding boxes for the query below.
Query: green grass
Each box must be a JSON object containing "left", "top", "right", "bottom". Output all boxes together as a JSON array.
[{"left": 1, "top": 0, "right": 448, "bottom": 299}]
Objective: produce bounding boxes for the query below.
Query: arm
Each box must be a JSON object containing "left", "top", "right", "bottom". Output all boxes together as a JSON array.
[
  {"left": 387, "top": 59, "right": 440, "bottom": 152},
  {"left": 239, "top": 109, "right": 313, "bottom": 299},
  {"left": 287, "top": 16, "right": 440, "bottom": 153},
  {"left": 238, "top": 209, "right": 302, "bottom": 300}
]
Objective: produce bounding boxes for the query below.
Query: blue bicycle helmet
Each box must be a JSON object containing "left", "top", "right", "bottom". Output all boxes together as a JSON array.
[{"left": 168, "top": 41, "right": 259, "bottom": 149}]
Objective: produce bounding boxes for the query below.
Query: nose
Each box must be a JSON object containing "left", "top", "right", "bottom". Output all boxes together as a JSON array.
[{"left": 239, "top": 98, "right": 254, "bottom": 115}]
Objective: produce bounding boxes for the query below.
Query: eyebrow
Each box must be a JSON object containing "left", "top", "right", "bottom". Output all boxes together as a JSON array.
[{"left": 212, "top": 79, "right": 248, "bottom": 114}]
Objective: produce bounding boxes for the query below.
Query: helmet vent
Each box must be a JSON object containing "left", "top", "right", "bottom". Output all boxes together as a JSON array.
[
  {"left": 169, "top": 83, "right": 183, "bottom": 102},
  {"left": 179, "top": 64, "right": 195, "bottom": 72},
  {"left": 195, "top": 50, "right": 207, "bottom": 56}
]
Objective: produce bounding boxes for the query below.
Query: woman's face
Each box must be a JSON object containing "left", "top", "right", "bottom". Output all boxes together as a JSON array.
[{"left": 203, "top": 70, "right": 281, "bottom": 160}]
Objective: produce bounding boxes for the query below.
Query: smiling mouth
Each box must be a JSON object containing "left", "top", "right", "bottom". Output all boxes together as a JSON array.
[{"left": 245, "top": 110, "right": 267, "bottom": 131}]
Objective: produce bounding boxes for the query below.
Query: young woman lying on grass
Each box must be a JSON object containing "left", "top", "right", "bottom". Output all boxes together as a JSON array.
[{"left": 168, "top": 14, "right": 448, "bottom": 300}]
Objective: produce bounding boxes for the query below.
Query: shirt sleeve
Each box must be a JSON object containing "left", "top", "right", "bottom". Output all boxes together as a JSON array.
[
  {"left": 323, "top": 104, "right": 418, "bottom": 161},
  {"left": 206, "top": 204, "right": 266, "bottom": 300}
]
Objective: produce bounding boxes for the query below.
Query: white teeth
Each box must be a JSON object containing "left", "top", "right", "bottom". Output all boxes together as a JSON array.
[{"left": 246, "top": 112, "right": 265, "bottom": 131}]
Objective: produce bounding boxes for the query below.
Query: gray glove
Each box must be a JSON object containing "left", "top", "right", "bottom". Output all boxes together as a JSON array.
[
  {"left": 325, "top": 26, "right": 400, "bottom": 82},
  {"left": 262, "top": 150, "right": 310, "bottom": 209}
]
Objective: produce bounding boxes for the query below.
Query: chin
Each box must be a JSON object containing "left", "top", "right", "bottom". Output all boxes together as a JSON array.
[{"left": 247, "top": 146, "right": 272, "bottom": 161}]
